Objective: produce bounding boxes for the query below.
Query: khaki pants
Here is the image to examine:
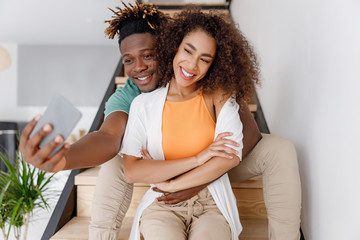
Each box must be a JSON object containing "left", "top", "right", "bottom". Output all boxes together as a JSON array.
[
  {"left": 228, "top": 134, "right": 301, "bottom": 240},
  {"left": 140, "top": 188, "right": 231, "bottom": 240},
  {"left": 89, "top": 134, "right": 301, "bottom": 240},
  {"left": 89, "top": 154, "right": 133, "bottom": 240}
]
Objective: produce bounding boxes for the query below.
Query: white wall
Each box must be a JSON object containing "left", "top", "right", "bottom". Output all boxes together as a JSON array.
[
  {"left": 0, "top": 44, "right": 18, "bottom": 111},
  {"left": 17, "top": 45, "right": 119, "bottom": 106},
  {"left": 231, "top": 1, "right": 360, "bottom": 239},
  {"left": 0, "top": 43, "right": 119, "bottom": 135}
]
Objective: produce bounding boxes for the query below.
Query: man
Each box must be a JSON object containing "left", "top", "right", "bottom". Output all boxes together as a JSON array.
[{"left": 19, "top": 2, "right": 301, "bottom": 240}]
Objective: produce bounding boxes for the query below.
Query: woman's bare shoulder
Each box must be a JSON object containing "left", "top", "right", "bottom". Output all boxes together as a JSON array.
[
  {"left": 213, "top": 90, "right": 231, "bottom": 106},
  {"left": 204, "top": 89, "right": 232, "bottom": 120}
]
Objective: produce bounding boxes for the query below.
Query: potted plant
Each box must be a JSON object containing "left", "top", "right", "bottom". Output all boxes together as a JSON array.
[{"left": 0, "top": 150, "right": 55, "bottom": 240}]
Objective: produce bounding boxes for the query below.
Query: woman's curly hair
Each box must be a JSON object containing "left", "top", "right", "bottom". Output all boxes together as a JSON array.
[
  {"left": 104, "top": 1, "right": 168, "bottom": 43},
  {"left": 155, "top": 7, "right": 260, "bottom": 103}
]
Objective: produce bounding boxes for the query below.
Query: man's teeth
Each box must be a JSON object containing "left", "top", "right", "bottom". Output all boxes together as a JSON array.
[
  {"left": 182, "top": 68, "right": 194, "bottom": 77},
  {"left": 137, "top": 76, "right": 149, "bottom": 81}
]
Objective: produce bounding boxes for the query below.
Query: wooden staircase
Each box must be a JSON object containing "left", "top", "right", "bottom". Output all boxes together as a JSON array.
[{"left": 50, "top": 167, "right": 268, "bottom": 240}]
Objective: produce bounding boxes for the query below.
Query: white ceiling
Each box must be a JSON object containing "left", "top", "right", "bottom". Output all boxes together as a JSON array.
[
  {"left": 0, "top": 0, "right": 226, "bottom": 46},
  {"left": 0, "top": 0, "right": 135, "bottom": 46}
]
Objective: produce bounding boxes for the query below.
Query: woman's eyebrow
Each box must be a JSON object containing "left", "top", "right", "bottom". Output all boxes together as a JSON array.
[
  {"left": 185, "top": 43, "right": 214, "bottom": 58},
  {"left": 186, "top": 43, "right": 196, "bottom": 51}
]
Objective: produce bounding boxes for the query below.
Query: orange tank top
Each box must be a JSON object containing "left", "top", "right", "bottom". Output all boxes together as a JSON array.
[{"left": 162, "top": 92, "right": 216, "bottom": 160}]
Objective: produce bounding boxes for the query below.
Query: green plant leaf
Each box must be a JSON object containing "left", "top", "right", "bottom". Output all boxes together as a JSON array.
[
  {"left": 7, "top": 197, "right": 23, "bottom": 239},
  {"left": 0, "top": 147, "right": 58, "bottom": 239}
]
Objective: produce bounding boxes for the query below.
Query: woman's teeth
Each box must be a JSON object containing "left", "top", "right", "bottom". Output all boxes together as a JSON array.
[{"left": 182, "top": 68, "right": 194, "bottom": 77}]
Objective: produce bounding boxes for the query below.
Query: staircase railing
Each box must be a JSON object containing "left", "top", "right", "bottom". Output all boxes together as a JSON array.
[{"left": 253, "top": 94, "right": 270, "bottom": 134}]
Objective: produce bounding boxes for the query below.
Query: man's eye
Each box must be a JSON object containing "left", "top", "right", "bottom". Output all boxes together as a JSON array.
[
  {"left": 144, "top": 54, "right": 153, "bottom": 60},
  {"left": 123, "top": 59, "right": 133, "bottom": 64}
]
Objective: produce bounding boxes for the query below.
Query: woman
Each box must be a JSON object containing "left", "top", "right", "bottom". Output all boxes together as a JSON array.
[{"left": 120, "top": 7, "right": 259, "bottom": 240}]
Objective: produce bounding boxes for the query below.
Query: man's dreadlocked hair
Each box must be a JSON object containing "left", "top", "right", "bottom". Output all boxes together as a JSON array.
[{"left": 105, "top": 1, "right": 168, "bottom": 44}]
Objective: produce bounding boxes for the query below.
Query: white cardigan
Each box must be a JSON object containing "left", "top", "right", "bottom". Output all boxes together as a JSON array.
[{"left": 120, "top": 84, "right": 243, "bottom": 240}]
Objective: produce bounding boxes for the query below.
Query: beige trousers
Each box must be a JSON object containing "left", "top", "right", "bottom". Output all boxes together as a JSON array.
[
  {"left": 140, "top": 188, "right": 231, "bottom": 240},
  {"left": 89, "top": 134, "right": 301, "bottom": 240},
  {"left": 228, "top": 134, "right": 301, "bottom": 240},
  {"left": 88, "top": 154, "right": 133, "bottom": 240}
]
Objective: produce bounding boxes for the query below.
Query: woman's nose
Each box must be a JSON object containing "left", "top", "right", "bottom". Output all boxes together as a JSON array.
[{"left": 188, "top": 58, "right": 198, "bottom": 71}]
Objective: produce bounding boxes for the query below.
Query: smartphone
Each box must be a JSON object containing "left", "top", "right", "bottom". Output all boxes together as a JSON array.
[{"left": 30, "top": 95, "right": 82, "bottom": 156}]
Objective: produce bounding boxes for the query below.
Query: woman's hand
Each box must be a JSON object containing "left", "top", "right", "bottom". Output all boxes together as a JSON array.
[
  {"left": 141, "top": 148, "right": 153, "bottom": 160},
  {"left": 155, "top": 180, "right": 172, "bottom": 192},
  {"left": 195, "top": 132, "right": 240, "bottom": 166}
]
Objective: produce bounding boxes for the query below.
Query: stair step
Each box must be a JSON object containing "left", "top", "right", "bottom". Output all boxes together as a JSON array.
[
  {"left": 76, "top": 185, "right": 267, "bottom": 219},
  {"left": 155, "top": 3, "right": 230, "bottom": 19},
  {"left": 115, "top": 76, "right": 127, "bottom": 88},
  {"left": 75, "top": 167, "right": 263, "bottom": 188},
  {"left": 162, "top": 8, "right": 229, "bottom": 18},
  {"left": 50, "top": 216, "right": 132, "bottom": 240},
  {"left": 50, "top": 216, "right": 268, "bottom": 240},
  {"left": 75, "top": 168, "right": 266, "bottom": 219},
  {"left": 56, "top": 163, "right": 267, "bottom": 239},
  {"left": 248, "top": 103, "right": 258, "bottom": 112},
  {"left": 232, "top": 175, "right": 262, "bottom": 189},
  {"left": 76, "top": 184, "right": 149, "bottom": 218},
  {"left": 239, "top": 218, "right": 269, "bottom": 240},
  {"left": 75, "top": 167, "right": 100, "bottom": 186},
  {"left": 234, "top": 188, "right": 267, "bottom": 219}
]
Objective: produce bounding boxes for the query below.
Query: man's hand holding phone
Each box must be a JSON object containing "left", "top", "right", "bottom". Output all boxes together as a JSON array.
[
  {"left": 19, "top": 116, "right": 69, "bottom": 172},
  {"left": 19, "top": 95, "right": 82, "bottom": 172}
]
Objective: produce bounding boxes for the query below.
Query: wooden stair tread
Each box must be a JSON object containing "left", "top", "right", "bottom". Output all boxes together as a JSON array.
[
  {"left": 74, "top": 167, "right": 100, "bottom": 186},
  {"left": 248, "top": 103, "right": 258, "bottom": 112},
  {"left": 75, "top": 167, "right": 263, "bottom": 188},
  {"left": 50, "top": 216, "right": 268, "bottom": 240},
  {"left": 239, "top": 218, "right": 269, "bottom": 240},
  {"left": 75, "top": 169, "right": 267, "bottom": 219},
  {"left": 162, "top": 8, "right": 229, "bottom": 17},
  {"left": 76, "top": 185, "right": 267, "bottom": 219},
  {"left": 50, "top": 216, "right": 133, "bottom": 240},
  {"left": 75, "top": 167, "right": 148, "bottom": 187},
  {"left": 157, "top": 3, "right": 230, "bottom": 18},
  {"left": 115, "top": 76, "right": 127, "bottom": 88},
  {"left": 232, "top": 175, "right": 263, "bottom": 189},
  {"left": 115, "top": 76, "right": 127, "bottom": 84},
  {"left": 156, "top": 3, "right": 229, "bottom": 7}
]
